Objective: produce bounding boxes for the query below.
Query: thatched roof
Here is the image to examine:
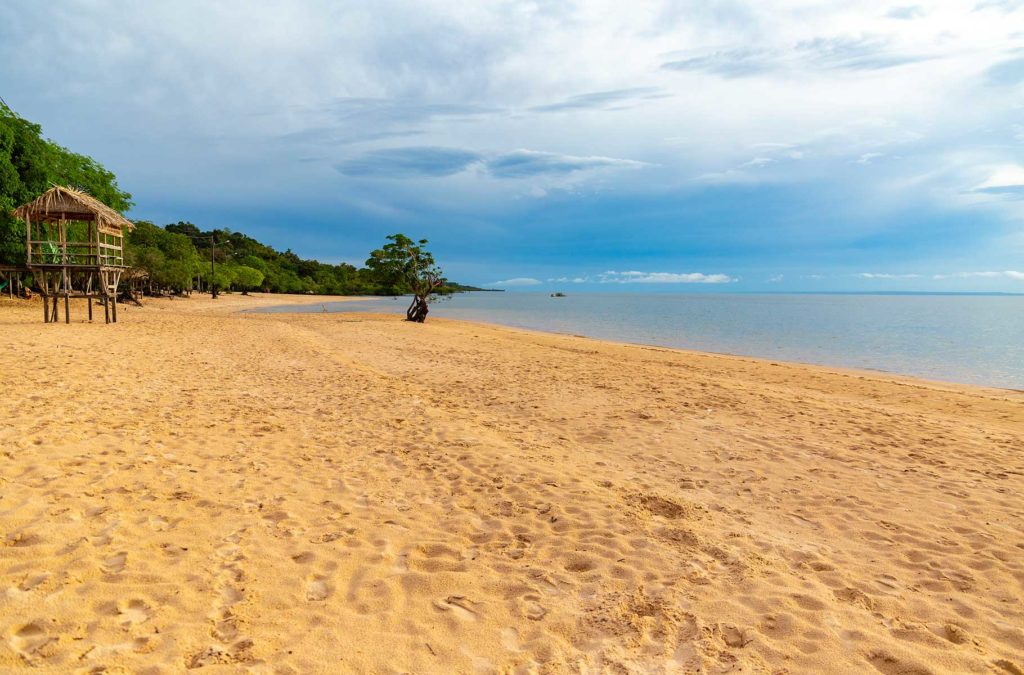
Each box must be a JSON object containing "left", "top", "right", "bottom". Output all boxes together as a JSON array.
[{"left": 13, "top": 185, "right": 134, "bottom": 234}]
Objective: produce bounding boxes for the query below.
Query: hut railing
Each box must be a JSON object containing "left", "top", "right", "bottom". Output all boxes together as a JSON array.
[{"left": 27, "top": 239, "right": 123, "bottom": 267}]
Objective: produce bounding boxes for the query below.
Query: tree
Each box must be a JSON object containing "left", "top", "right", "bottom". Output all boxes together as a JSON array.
[
  {"left": 125, "top": 221, "right": 200, "bottom": 295},
  {"left": 365, "top": 234, "right": 446, "bottom": 323},
  {"left": 208, "top": 266, "right": 235, "bottom": 294},
  {"left": 231, "top": 265, "right": 265, "bottom": 294},
  {"left": 1, "top": 106, "right": 131, "bottom": 268}
]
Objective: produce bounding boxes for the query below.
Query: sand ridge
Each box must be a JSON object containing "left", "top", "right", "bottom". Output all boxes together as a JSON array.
[{"left": 0, "top": 294, "right": 1022, "bottom": 673}]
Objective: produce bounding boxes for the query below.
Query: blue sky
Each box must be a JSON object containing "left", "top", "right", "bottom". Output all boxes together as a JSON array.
[{"left": 2, "top": 0, "right": 1023, "bottom": 291}]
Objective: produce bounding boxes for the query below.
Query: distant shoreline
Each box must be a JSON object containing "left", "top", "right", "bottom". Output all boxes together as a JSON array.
[
  {"left": 248, "top": 291, "right": 1024, "bottom": 390},
  {"left": 477, "top": 290, "right": 1024, "bottom": 296}
]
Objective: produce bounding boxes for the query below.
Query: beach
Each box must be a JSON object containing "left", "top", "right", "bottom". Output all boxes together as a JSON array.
[{"left": 1, "top": 293, "right": 1021, "bottom": 673}]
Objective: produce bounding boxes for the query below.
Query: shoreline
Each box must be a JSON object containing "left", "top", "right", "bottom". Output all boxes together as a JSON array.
[
  {"left": 1, "top": 293, "right": 1022, "bottom": 672},
  {"left": 6, "top": 291, "right": 1021, "bottom": 397},
  {"left": 250, "top": 295, "right": 1024, "bottom": 395}
]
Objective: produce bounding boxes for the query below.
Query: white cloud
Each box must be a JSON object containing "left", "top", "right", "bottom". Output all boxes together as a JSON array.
[
  {"left": 972, "top": 164, "right": 1024, "bottom": 195},
  {"left": 547, "top": 276, "right": 589, "bottom": 283},
  {"left": 878, "top": 270, "right": 1024, "bottom": 281},
  {"left": 486, "top": 277, "right": 542, "bottom": 287},
  {"left": 857, "top": 272, "right": 922, "bottom": 279},
  {"left": 932, "top": 271, "right": 1001, "bottom": 279},
  {"left": 887, "top": 6, "right": 927, "bottom": 20},
  {"left": 599, "top": 270, "right": 736, "bottom": 284},
  {"left": 855, "top": 152, "right": 885, "bottom": 164}
]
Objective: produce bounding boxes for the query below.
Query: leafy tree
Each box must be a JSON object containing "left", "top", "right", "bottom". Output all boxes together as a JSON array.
[
  {"left": 0, "top": 110, "right": 48, "bottom": 265},
  {"left": 231, "top": 265, "right": 265, "bottom": 294},
  {"left": 1, "top": 106, "right": 131, "bottom": 267},
  {"left": 365, "top": 234, "right": 446, "bottom": 322},
  {"left": 125, "top": 221, "right": 200, "bottom": 294},
  {"left": 196, "top": 265, "right": 235, "bottom": 295},
  {"left": 165, "top": 221, "right": 202, "bottom": 239}
]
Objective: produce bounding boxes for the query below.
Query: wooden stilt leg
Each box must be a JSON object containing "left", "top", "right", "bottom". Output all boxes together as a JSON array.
[
  {"left": 64, "top": 292, "right": 70, "bottom": 324},
  {"left": 111, "top": 296, "right": 118, "bottom": 323},
  {"left": 104, "top": 296, "right": 110, "bottom": 324},
  {"left": 88, "top": 297, "right": 93, "bottom": 321},
  {"left": 43, "top": 294, "right": 49, "bottom": 323}
]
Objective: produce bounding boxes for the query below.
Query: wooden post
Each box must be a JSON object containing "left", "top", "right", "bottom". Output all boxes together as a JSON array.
[
  {"left": 111, "top": 296, "right": 118, "bottom": 323},
  {"left": 62, "top": 269, "right": 68, "bottom": 324},
  {"left": 88, "top": 296, "right": 93, "bottom": 321},
  {"left": 104, "top": 296, "right": 110, "bottom": 324},
  {"left": 24, "top": 213, "right": 31, "bottom": 267},
  {"left": 43, "top": 293, "right": 49, "bottom": 323}
]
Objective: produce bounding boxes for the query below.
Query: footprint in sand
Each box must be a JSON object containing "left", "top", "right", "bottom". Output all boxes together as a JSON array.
[
  {"left": 219, "top": 585, "right": 243, "bottom": 605},
  {"left": 718, "top": 623, "right": 754, "bottom": 648},
  {"left": 18, "top": 573, "right": 50, "bottom": 592},
  {"left": 393, "top": 547, "right": 410, "bottom": 573},
  {"left": 102, "top": 552, "right": 127, "bottom": 574},
  {"left": 118, "top": 599, "right": 152, "bottom": 626},
  {"left": 209, "top": 582, "right": 244, "bottom": 642},
  {"left": 210, "top": 607, "right": 239, "bottom": 642},
  {"left": 866, "top": 649, "right": 932, "bottom": 675},
  {"left": 8, "top": 622, "right": 56, "bottom": 661},
  {"left": 501, "top": 628, "right": 522, "bottom": 651},
  {"left": 520, "top": 594, "right": 547, "bottom": 621},
  {"left": 306, "top": 575, "right": 330, "bottom": 601},
  {"left": 207, "top": 530, "right": 249, "bottom": 647},
  {"left": 636, "top": 493, "right": 700, "bottom": 520},
  {"left": 432, "top": 595, "right": 478, "bottom": 621}
]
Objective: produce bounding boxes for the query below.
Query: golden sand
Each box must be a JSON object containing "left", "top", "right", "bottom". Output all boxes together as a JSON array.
[{"left": 1, "top": 293, "right": 1022, "bottom": 673}]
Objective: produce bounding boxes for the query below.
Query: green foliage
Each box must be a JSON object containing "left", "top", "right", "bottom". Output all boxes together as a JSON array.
[
  {"left": 0, "top": 107, "right": 132, "bottom": 265},
  {"left": 125, "top": 221, "right": 201, "bottom": 293},
  {"left": 365, "top": 234, "right": 446, "bottom": 321},
  {"left": 180, "top": 226, "right": 383, "bottom": 296},
  {"left": 365, "top": 234, "right": 445, "bottom": 296},
  {"left": 124, "top": 225, "right": 467, "bottom": 300},
  {"left": 229, "top": 265, "right": 264, "bottom": 292}
]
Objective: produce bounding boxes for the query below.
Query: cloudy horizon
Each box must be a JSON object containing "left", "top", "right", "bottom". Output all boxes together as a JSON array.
[{"left": 2, "top": 0, "right": 1022, "bottom": 291}]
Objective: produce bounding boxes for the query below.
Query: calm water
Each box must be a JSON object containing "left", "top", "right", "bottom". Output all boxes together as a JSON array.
[{"left": 256, "top": 293, "right": 1024, "bottom": 389}]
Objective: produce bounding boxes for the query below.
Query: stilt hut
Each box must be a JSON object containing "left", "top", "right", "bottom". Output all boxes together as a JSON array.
[{"left": 14, "top": 186, "right": 134, "bottom": 324}]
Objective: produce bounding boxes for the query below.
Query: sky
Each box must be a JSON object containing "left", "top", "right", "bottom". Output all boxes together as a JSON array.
[{"left": 1, "top": 0, "right": 1023, "bottom": 292}]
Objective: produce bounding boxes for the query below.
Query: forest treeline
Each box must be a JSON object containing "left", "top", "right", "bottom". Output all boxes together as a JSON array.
[{"left": 1, "top": 105, "right": 478, "bottom": 296}]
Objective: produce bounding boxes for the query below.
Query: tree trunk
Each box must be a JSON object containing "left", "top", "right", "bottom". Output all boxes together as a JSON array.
[{"left": 406, "top": 295, "right": 429, "bottom": 323}]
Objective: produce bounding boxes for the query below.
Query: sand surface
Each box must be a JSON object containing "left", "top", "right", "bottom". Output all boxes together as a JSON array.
[{"left": 0, "top": 293, "right": 1022, "bottom": 674}]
